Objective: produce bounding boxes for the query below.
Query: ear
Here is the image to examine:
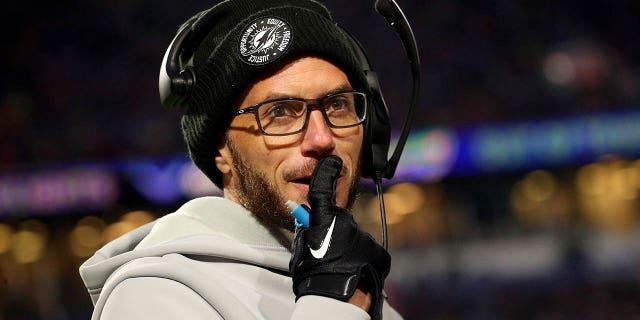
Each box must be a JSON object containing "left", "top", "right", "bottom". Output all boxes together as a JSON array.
[{"left": 215, "top": 142, "right": 233, "bottom": 175}]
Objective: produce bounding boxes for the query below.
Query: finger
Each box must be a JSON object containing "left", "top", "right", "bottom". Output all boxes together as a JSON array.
[{"left": 308, "top": 155, "right": 342, "bottom": 211}]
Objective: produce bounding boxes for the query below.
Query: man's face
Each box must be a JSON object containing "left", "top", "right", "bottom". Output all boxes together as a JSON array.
[{"left": 215, "top": 56, "right": 364, "bottom": 230}]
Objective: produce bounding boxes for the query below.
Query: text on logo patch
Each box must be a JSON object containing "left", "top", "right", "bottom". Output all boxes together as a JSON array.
[{"left": 238, "top": 17, "right": 292, "bottom": 66}]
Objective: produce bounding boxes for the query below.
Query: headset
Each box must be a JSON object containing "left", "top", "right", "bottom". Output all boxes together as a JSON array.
[{"left": 159, "top": 0, "right": 421, "bottom": 249}]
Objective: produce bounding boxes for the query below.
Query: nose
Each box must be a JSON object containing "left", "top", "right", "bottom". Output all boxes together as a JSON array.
[{"left": 300, "top": 110, "right": 335, "bottom": 157}]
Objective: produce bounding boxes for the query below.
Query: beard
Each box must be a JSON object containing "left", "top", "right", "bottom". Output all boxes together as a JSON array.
[{"left": 227, "top": 139, "right": 361, "bottom": 232}]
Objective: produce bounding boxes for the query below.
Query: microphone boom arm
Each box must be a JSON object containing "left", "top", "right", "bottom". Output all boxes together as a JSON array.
[{"left": 374, "top": 0, "right": 421, "bottom": 179}]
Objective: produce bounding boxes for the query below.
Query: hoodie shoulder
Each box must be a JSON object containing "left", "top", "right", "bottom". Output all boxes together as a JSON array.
[{"left": 79, "top": 197, "right": 291, "bottom": 306}]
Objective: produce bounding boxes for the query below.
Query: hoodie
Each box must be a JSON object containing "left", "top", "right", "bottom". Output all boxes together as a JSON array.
[{"left": 79, "top": 196, "right": 402, "bottom": 320}]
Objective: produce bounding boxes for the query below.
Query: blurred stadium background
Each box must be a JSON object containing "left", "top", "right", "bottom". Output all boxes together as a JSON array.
[{"left": 2, "top": 0, "right": 640, "bottom": 319}]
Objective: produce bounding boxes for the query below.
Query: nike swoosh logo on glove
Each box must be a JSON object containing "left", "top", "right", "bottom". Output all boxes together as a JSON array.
[{"left": 309, "top": 216, "right": 336, "bottom": 259}]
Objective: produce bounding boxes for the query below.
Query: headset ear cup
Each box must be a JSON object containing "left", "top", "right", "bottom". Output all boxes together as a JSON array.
[
  {"left": 172, "top": 68, "right": 195, "bottom": 105},
  {"left": 361, "top": 70, "right": 391, "bottom": 179},
  {"left": 159, "top": 25, "right": 196, "bottom": 108}
]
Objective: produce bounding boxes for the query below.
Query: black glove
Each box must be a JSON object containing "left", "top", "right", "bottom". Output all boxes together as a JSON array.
[{"left": 289, "top": 155, "right": 391, "bottom": 320}]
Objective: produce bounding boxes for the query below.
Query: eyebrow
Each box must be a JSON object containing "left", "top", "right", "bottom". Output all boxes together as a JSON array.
[{"left": 260, "top": 83, "right": 354, "bottom": 102}]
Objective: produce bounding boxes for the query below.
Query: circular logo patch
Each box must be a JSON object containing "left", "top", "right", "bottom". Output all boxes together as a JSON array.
[{"left": 238, "top": 17, "right": 292, "bottom": 66}]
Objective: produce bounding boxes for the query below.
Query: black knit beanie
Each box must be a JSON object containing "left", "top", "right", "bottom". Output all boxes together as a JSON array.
[{"left": 177, "top": 0, "right": 369, "bottom": 188}]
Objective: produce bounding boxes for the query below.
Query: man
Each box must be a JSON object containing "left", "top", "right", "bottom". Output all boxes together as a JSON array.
[{"left": 80, "top": 0, "right": 402, "bottom": 319}]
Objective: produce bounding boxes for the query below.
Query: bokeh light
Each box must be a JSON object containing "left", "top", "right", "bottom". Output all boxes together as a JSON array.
[
  {"left": 68, "top": 216, "right": 105, "bottom": 258},
  {"left": 101, "top": 210, "right": 156, "bottom": 244},
  {"left": 576, "top": 159, "right": 638, "bottom": 232},
  {"left": 0, "top": 223, "right": 13, "bottom": 254},
  {"left": 11, "top": 220, "right": 48, "bottom": 264}
]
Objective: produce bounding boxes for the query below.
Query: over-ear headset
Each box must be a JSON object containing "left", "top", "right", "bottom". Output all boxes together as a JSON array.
[{"left": 159, "top": 0, "right": 420, "bottom": 249}]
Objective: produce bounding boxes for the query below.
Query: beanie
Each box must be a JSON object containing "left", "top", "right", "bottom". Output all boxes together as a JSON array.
[{"left": 177, "top": 0, "right": 369, "bottom": 188}]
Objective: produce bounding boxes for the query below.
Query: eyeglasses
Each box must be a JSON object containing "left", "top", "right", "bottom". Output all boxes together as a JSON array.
[{"left": 234, "top": 91, "right": 367, "bottom": 136}]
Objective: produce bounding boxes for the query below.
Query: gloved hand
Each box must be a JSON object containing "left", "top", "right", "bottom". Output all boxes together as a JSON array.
[{"left": 289, "top": 155, "right": 391, "bottom": 320}]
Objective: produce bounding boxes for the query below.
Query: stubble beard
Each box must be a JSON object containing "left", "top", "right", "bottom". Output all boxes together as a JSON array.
[{"left": 227, "top": 140, "right": 361, "bottom": 232}]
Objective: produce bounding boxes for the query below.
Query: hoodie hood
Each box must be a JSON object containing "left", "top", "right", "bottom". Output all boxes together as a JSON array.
[{"left": 79, "top": 197, "right": 293, "bottom": 305}]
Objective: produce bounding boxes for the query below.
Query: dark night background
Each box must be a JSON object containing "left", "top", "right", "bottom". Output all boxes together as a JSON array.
[{"left": 1, "top": 1, "right": 640, "bottom": 319}]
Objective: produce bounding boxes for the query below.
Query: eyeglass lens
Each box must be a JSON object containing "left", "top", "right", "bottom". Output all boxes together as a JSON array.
[{"left": 257, "top": 92, "right": 365, "bottom": 135}]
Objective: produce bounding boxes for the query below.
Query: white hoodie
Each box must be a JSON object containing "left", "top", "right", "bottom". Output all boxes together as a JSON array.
[{"left": 79, "top": 196, "right": 403, "bottom": 320}]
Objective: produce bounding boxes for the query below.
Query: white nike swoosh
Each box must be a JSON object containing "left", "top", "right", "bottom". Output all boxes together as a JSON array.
[{"left": 309, "top": 216, "right": 337, "bottom": 259}]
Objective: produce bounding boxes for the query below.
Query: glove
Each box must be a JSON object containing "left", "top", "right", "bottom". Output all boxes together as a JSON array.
[{"left": 289, "top": 155, "right": 391, "bottom": 320}]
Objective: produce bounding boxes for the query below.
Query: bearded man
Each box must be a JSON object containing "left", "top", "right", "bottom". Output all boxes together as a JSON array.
[{"left": 80, "top": 1, "right": 402, "bottom": 319}]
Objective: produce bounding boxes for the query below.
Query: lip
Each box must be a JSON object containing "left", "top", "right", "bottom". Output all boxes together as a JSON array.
[
  {"left": 287, "top": 174, "right": 345, "bottom": 192},
  {"left": 287, "top": 174, "right": 313, "bottom": 191},
  {"left": 289, "top": 180, "right": 311, "bottom": 195},
  {"left": 284, "top": 160, "right": 348, "bottom": 197}
]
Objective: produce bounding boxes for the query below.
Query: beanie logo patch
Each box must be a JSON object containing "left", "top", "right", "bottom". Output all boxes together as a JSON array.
[{"left": 238, "top": 17, "right": 292, "bottom": 66}]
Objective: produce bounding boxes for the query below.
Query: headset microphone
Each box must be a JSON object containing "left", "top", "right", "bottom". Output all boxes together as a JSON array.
[
  {"left": 374, "top": 0, "right": 402, "bottom": 22},
  {"left": 370, "top": 0, "right": 421, "bottom": 250},
  {"left": 373, "top": 0, "right": 421, "bottom": 179}
]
